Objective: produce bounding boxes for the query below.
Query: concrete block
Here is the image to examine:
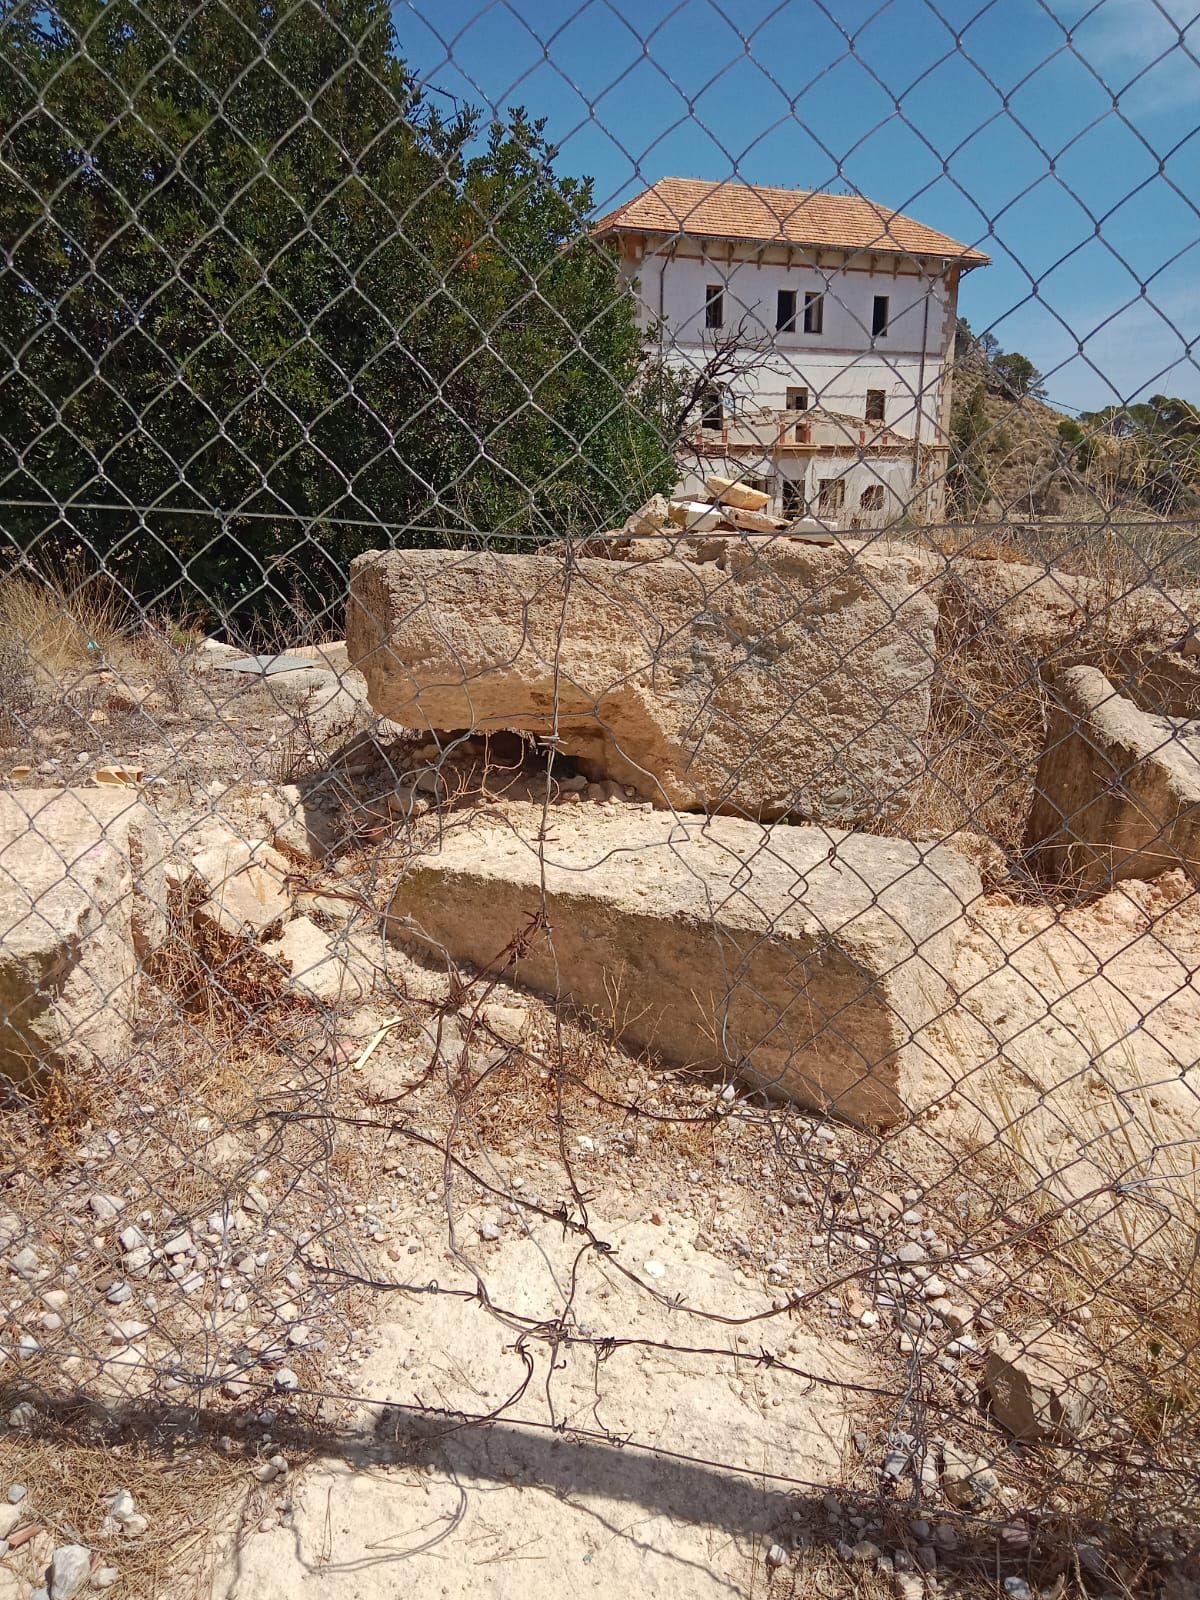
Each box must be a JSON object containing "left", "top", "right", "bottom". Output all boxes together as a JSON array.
[
  {"left": 1025, "top": 665, "right": 1200, "bottom": 888},
  {"left": 386, "top": 808, "right": 980, "bottom": 1127},
  {"left": 347, "top": 544, "right": 938, "bottom": 823},
  {"left": 0, "top": 788, "right": 168, "bottom": 1086}
]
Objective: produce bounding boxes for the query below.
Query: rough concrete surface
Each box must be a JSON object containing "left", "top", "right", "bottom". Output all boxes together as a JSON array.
[
  {"left": 1025, "top": 665, "right": 1200, "bottom": 887},
  {"left": 386, "top": 806, "right": 980, "bottom": 1126},
  {"left": 0, "top": 788, "right": 166, "bottom": 1085},
  {"left": 347, "top": 542, "right": 939, "bottom": 821},
  {"left": 263, "top": 915, "right": 369, "bottom": 1004},
  {"left": 189, "top": 828, "right": 294, "bottom": 939}
]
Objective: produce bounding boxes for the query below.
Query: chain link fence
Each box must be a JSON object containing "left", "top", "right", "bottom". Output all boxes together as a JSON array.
[{"left": 1, "top": 2, "right": 1198, "bottom": 1597}]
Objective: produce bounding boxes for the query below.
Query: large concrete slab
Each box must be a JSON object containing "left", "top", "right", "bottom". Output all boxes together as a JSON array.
[
  {"left": 386, "top": 808, "right": 980, "bottom": 1126},
  {"left": 347, "top": 543, "right": 939, "bottom": 822},
  {"left": 1025, "top": 665, "right": 1200, "bottom": 889},
  {"left": 0, "top": 788, "right": 167, "bottom": 1086}
]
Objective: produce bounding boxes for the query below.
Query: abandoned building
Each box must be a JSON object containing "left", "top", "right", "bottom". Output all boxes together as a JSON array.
[{"left": 592, "top": 176, "right": 989, "bottom": 526}]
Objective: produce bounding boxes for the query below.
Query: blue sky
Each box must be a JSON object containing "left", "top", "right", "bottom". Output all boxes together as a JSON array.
[{"left": 394, "top": 0, "right": 1199, "bottom": 413}]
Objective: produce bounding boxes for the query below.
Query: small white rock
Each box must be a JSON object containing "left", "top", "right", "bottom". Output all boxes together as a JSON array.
[
  {"left": 107, "top": 1489, "right": 135, "bottom": 1520},
  {"left": 48, "top": 1543, "right": 92, "bottom": 1600}
]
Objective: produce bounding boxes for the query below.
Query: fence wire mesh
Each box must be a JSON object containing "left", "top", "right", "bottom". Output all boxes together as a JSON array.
[{"left": 0, "top": 1, "right": 1198, "bottom": 1597}]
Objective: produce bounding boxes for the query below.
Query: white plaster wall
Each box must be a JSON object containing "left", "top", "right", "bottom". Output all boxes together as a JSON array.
[
  {"left": 633, "top": 249, "right": 948, "bottom": 350},
  {"left": 630, "top": 246, "right": 952, "bottom": 444},
  {"left": 680, "top": 348, "right": 943, "bottom": 441}
]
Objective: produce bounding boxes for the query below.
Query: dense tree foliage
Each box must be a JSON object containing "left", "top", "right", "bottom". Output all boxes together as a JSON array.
[
  {"left": 0, "top": 0, "right": 676, "bottom": 628},
  {"left": 991, "top": 351, "right": 1047, "bottom": 402}
]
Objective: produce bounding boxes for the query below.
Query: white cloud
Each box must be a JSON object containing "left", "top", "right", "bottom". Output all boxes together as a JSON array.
[{"left": 1050, "top": 0, "right": 1200, "bottom": 111}]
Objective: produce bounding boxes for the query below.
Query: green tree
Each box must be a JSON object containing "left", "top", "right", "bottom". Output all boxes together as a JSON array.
[
  {"left": 0, "top": 0, "right": 676, "bottom": 631},
  {"left": 948, "top": 381, "right": 1019, "bottom": 516},
  {"left": 992, "top": 351, "right": 1048, "bottom": 402},
  {"left": 1056, "top": 416, "right": 1098, "bottom": 470}
]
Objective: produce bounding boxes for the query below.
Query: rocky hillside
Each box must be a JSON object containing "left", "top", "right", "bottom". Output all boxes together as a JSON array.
[{"left": 948, "top": 323, "right": 1198, "bottom": 526}]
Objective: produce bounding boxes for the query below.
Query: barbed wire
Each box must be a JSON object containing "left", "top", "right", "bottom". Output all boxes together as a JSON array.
[{"left": 0, "top": 1, "right": 1198, "bottom": 1596}]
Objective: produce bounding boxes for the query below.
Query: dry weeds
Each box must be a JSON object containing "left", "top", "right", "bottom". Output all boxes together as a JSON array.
[{"left": 0, "top": 1415, "right": 257, "bottom": 1600}]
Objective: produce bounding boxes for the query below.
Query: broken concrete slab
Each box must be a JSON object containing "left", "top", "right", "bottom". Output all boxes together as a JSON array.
[
  {"left": 985, "top": 1323, "right": 1104, "bottom": 1442},
  {"left": 199, "top": 658, "right": 368, "bottom": 745},
  {"left": 264, "top": 916, "right": 367, "bottom": 1004},
  {"left": 0, "top": 788, "right": 168, "bottom": 1086},
  {"left": 667, "top": 500, "right": 727, "bottom": 532},
  {"left": 1025, "top": 665, "right": 1200, "bottom": 889},
  {"left": 386, "top": 808, "right": 980, "bottom": 1126},
  {"left": 288, "top": 640, "right": 351, "bottom": 675},
  {"left": 348, "top": 543, "right": 938, "bottom": 823},
  {"left": 706, "top": 474, "right": 771, "bottom": 512},
  {"left": 721, "top": 505, "right": 787, "bottom": 533},
  {"left": 210, "top": 653, "right": 321, "bottom": 676},
  {"left": 228, "top": 782, "right": 344, "bottom": 864},
  {"left": 622, "top": 494, "right": 671, "bottom": 536},
  {"left": 188, "top": 828, "right": 293, "bottom": 939}
]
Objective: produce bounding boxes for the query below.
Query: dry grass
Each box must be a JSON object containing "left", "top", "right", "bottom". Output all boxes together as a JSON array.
[
  {"left": 895, "top": 521, "right": 1200, "bottom": 865},
  {"left": 977, "top": 1068, "right": 1200, "bottom": 1536},
  {"left": 895, "top": 590, "right": 1050, "bottom": 859},
  {"left": 0, "top": 562, "right": 199, "bottom": 748},
  {"left": 0, "top": 1417, "right": 256, "bottom": 1600},
  {"left": 0, "top": 565, "right": 137, "bottom": 687}
]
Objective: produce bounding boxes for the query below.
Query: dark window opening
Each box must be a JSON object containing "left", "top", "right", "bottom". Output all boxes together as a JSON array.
[
  {"left": 871, "top": 295, "right": 889, "bottom": 338},
  {"left": 865, "top": 389, "right": 885, "bottom": 423},
  {"left": 700, "top": 387, "right": 723, "bottom": 429},
  {"left": 705, "top": 284, "right": 724, "bottom": 329},
  {"left": 776, "top": 289, "right": 797, "bottom": 332},
  {"left": 782, "top": 478, "right": 805, "bottom": 515},
  {"left": 786, "top": 386, "right": 809, "bottom": 412},
  {"left": 804, "top": 291, "right": 824, "bottom": 334},
  {"left": 860, "top": 484, "right": 886, "bottom": 510},
  {"left": 818, "top": 477, "right": 846, "bottom": 514}
]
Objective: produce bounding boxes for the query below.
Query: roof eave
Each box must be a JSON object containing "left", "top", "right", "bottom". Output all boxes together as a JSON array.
[{"left": 592, "top": 220, "right": 990, "bottom": 268}]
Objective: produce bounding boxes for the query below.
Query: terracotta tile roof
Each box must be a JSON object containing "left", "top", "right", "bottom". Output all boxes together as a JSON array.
[{"left": 592, "top": 177, "right": 989, "bottom": 268}]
